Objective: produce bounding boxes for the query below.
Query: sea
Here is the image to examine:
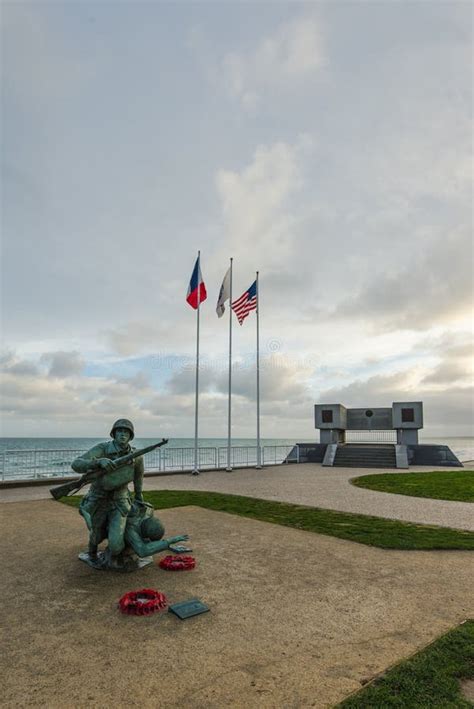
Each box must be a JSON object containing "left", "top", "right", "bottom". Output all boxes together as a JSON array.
[
  {"left": 0, "top": 436, "right": 472, "bottom": 481},
  {"left": 0, "top": 437, "right": 298, "bottom": 453},
  {"left": 0, "top": 436, "right": 473, "bottom": 461}
]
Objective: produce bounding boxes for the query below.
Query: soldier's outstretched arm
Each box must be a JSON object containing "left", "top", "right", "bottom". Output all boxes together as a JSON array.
[{"left": 125, "top": 528, "right": 189, "bottom": 558}]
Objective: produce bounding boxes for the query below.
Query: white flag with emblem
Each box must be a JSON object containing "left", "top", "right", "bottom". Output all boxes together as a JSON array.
[{"left": 216, "top": 267, "right": 231, "bottom": 318}]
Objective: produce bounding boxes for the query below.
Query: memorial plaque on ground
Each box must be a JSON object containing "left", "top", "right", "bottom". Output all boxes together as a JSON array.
[{"left": 168, "top": 599, "right": 210, "bottom": 619}]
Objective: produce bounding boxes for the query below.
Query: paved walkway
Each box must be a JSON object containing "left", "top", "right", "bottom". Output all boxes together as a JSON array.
[{"left": 2, "top": 462, "right": 472, "bottom": 531}]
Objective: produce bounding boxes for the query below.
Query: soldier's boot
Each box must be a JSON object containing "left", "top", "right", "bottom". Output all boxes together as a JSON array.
[
  {"left": 78, "top": 544, "right": 105, "bottom": 569},
  {"left": 108, "top": 552, "right": 127, "bottom": 571}
]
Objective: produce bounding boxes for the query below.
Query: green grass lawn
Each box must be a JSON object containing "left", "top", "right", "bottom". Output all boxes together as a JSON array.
[
  {"left": 61, "top": 489, "right": 474, "bottom": 550},
  {"left": 351, "top": 470, "right": 474, "bottom": 502},
  {"left": 337, "top": 620, "right": 474, "bottom": 708}
]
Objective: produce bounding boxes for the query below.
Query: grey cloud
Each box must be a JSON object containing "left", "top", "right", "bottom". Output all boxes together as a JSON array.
[
  {"left": 104, "top": 319, "right": 196, "bottom": 357},
  {"left": 91, "top": 398, "right": 144, "bottom": 418},
  {"left": 41, "top": 351, "right": 85, "bottom": 378},
  {"left": 7, "top": 361, "right": 40, "bottom": 376},
  {"left": 420, "top": 339, "right": 473, "bottom": 387},
  {"left": 263, "top": 270, "right": 303, "bottom": 293},
  {"left": 421, "top": 360, "right": 471, "bottom": 387},
  {"left": 1, "top": 367, "right": 158, "bottom": 432},
  {"left": 1, "top": 372, "right": 81, "bottom": 416},
  {"left": 0, "top": 352, "right": 40, "bottom": 376},
  {"left": 413, "top": 332, "right": 473, "bottom": 357},
  {"left": 97, "top": 371, "right": 153, "bottom": 396},
  {"left": 141, "top": 393, "right": 195, "bottom": 421},
  {"left": 167, "top": 354, "right": 314, "bottom": 405},
  {"left": 105, "top": 322, "right": 163, "bottom": 358},
  {"left": 416, "top": 388, "right": 473, "bottom": 431},
  {"left": 0, "top": 352, "right": 13, "bottom": 367},
  {"left": 167, "top": 366, "right": 216, "bottom": 396},
  {"left": 219, "top": 364, "right": 310, "bottom": 404},
  {"left": 332, "top": 228, "right": 472, "bottom": 332},
  {"left": 319, "top": 370, "right": 473, "bottom": 435},
  {"left": 319, "top": 372, "right": 409, "bottom": 408},
  {"left": 113, "top": 372, "right": 152, "bottom": 391}
]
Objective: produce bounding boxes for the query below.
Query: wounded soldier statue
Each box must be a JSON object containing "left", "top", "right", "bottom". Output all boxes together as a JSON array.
[{"left": 50, "top": 418, "right": 188, "bottom": 571}]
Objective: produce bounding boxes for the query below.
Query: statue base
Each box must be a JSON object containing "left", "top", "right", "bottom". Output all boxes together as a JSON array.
[{"left": 78, "top": 550, "right": 154, "bottom": 573}]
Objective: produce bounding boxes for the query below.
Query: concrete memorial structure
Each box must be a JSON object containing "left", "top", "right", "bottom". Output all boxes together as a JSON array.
[
  {"left": 290, "top": 402, "right": 462, "bottom": 468},
  {"left": 315, "top": 401, "right": 423, "bottom": 445}
]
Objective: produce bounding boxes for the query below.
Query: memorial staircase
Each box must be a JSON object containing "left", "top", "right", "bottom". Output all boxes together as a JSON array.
[{"left": 333, "top": 444, "right": 397, "bottom": 468}]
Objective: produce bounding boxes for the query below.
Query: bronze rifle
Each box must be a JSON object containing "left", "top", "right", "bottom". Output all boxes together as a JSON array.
[{"left": 49, "top": 439, "right": 168, "bottom": 500}]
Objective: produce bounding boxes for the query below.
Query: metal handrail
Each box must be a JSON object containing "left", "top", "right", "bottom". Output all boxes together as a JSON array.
[{"left": 0, "top": 444, "right": 297, "bottom": 481}]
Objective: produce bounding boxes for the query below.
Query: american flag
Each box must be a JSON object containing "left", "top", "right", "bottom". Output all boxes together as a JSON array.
[{"left": 231, "top": 280, "right": 257, "bottom": 325}]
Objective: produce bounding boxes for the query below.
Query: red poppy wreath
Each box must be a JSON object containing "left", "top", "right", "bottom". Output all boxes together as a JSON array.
[
  {"left": 159, "top": 555, "right": 196, "bottom": 571},
  {"left": 118, "top": 588, "right": 168, "bottom": 616}
]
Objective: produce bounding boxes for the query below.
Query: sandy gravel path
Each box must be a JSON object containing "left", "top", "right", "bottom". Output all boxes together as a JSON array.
[
  {"left": 2, "top": 462, "right": 473, "bottom": 531},
  {"left": 1, "top": 499, "right": 473, "bottom": 708},
  {"left": 139, "top": 463, "right": 474, "bottom": 531}
]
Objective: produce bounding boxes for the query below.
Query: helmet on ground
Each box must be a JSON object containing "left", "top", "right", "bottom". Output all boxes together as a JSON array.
[
  {"left": 110, "top": 418, "right": 135, "bottom": 440},
  {"left": 141, "top": 517, "right": 165, "bottom": 541}
]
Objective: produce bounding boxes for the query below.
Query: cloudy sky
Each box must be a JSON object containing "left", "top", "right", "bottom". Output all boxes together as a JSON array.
[{"left": 1, "top": 1, "right": 472, "bottom": 439}]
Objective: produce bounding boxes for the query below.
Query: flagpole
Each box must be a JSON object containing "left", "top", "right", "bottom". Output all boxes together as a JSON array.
[
  {"left": 226, "top": 257, "right": 233, "bottom": 471},
  {"left": 192, "top": 251, "right": 201, "bottom": 475},
  {"left": 256, "top": 270, "right": 262, "bottom": 469}
]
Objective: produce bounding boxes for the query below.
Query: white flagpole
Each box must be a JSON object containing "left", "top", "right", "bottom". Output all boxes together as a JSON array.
[
  {"left": 256, "top": 271, "right": 262, "bottom": 469},
  {"left": 226, "top": 257, "right": 233, "bottom": 471},
  {"left": 192, "top": 251, "right": 201, "bottom": 475}
]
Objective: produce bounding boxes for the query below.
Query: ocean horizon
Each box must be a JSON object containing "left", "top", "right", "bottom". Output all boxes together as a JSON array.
[{"left": 0, "top": 436, "right": 473, "bottom": 462}]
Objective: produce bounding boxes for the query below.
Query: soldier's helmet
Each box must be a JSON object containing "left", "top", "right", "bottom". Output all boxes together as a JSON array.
[
  {"left": 141, "top": 517, "right": 165, "bottom": 541},
  {"left": 110, "top": 418, "right": 135, "bottom": 440}
]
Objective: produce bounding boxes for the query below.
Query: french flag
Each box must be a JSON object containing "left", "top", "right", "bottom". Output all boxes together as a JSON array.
[{"left": 186, "top": 255, "right": 207, "bottom": 309}]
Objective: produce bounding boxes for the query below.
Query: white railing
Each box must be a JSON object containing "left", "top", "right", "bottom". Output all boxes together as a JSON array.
[
  {"left": 218, "top": 446, "right": 259, "bottom": 468},
  {"left": 0, "top": 445, "right": 297, "bottom": 481},
  {"left": 146, "top": 446, "right": 219, "bottom": 472},
  {"left": 263, "top": 445, "right": 299, "bottom": 465},
  {"left": 345, "top": 431, "right": 397, "bottom": 443},
  {"left": 1, "top": 449, "right": 86, "bottom": 481}
]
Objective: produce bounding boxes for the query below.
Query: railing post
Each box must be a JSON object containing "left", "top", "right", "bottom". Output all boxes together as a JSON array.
[
  {"left": 2, "top": 451, "right": 5, "bottom": 481},
  {"left": 296, "top": 444, "right": 300, "bottom": 464}
]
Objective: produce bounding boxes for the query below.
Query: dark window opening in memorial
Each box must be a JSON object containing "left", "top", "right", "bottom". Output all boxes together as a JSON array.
[
  {"left": 365, "top": 410, "right": 373, "bottom": 418},
  {"left": 402, "top": 408, "right": 415, "bottom": 423},
  {"left": 322, "top": 410, "right": 333, "bottom": 423}
]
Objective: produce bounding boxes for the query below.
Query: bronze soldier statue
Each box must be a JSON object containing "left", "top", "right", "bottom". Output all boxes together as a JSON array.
[
  {"left": 66, "top": 419, "right": 187, "bottom": 571},
  {"left": 73, "top": 418, "right": 145, "bottom": 570}
]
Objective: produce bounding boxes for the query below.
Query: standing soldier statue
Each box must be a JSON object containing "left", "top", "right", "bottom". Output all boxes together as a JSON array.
[
  {"left": 71, "top": 419, "right": 146, "bottom": 570},
  {"left": 51, "top": 419, "right": 185, "bottom": 571}
]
